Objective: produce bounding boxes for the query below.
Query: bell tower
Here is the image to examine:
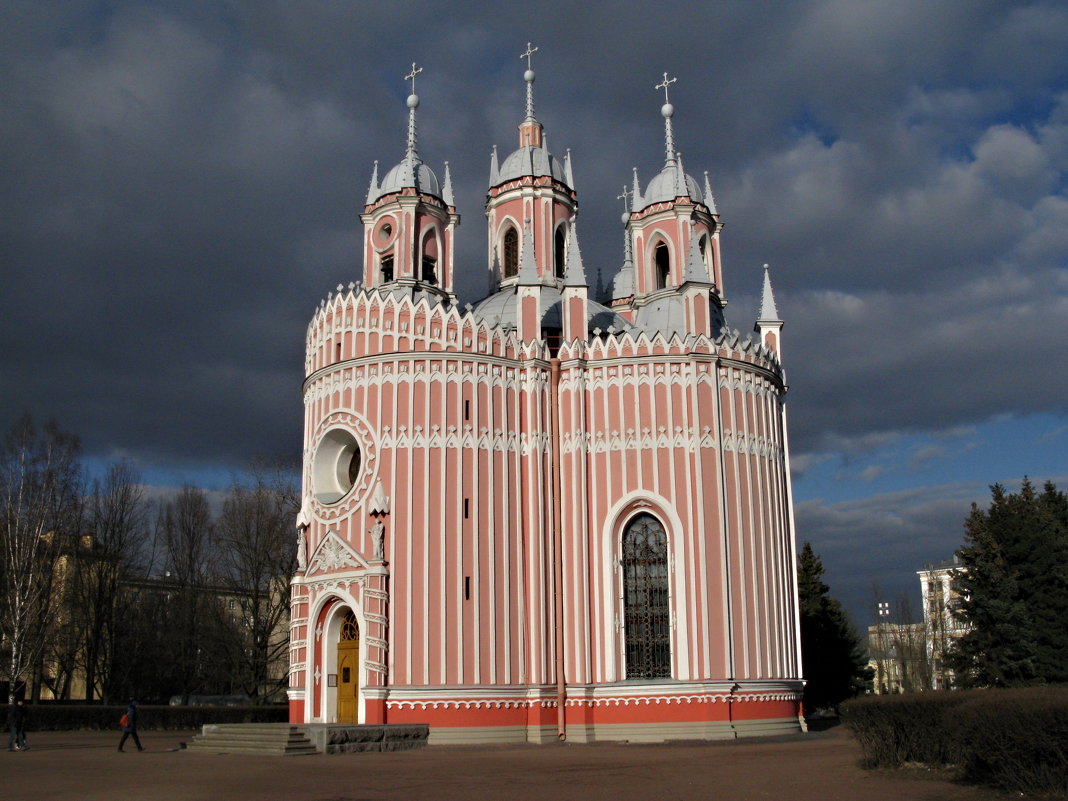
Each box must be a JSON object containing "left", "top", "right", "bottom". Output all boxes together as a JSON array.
[
  {"left": 485, "top": 43, "right": 578, "bottom": 295},
  {"left": 360, "top": 63, "right": 460, "bottom": 304}
]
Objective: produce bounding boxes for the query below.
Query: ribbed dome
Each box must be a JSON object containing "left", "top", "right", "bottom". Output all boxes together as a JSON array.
[
  {"left": 473, "top": 286, "right": 631, "bottom": 334},
  {"left": 372, "top": 158, "right": 441, "bottom": 202},
  {"left": 497, "top": 146, "right": 568, "bottom": 185},
  {"left": 642, "top": 164, "right": 703, "bottom": 207}
]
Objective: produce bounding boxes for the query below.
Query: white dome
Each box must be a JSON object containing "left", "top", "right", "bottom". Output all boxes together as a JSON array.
[
  {"left": 642, "top": 164, "right": 703, "bottom": 208},
  {"left": 371, "top": 158, "right": 441, "bottom": 202},
  {"left": 497, "top": 146, "right": 568, "bottom": 185}
]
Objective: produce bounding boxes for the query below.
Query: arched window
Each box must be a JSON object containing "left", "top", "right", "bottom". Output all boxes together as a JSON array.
[
  {"left": 502, "top": 226, "right": 519, "bottom": 278},
  {"left": 622, "top": 513, "right": 671, "bottom": 679},
  {"left": 696, "top": 233, "right": 713, "bottom": 284},
  {"left": 421, "top": 232, "right": 439, "bottom": 285},
  {"left": 554, "top": 226, "right": 566, "bottom": 279},
  {"left": 421, "top": 255, "right": 437, "bottom": 285},
  {"left": 654, "top": 243, "right": 670, "bottom": 290},
  {"left": 380, "top": 255, "right": 394, "bottom": 283}
]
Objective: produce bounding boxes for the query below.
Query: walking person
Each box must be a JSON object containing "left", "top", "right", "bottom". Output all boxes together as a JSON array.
[
  {"left": 117, "top": 699, "right": 143, "bottom": 752},
  {"left": 7, "top": 699, "right": 28, "bottom": 751}
]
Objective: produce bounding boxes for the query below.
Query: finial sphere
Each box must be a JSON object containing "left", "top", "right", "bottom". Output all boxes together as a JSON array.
[
  {"left": 407, "top": 93, "right": 420, "bottom": 109},
  {"left": 524, "top": 69, "right": 535, "bottom": 83},
  {"left": 621, "top": 210, "right": 630, "bottom": 224},
  {"left": 662, "top": 102, "right": 674, "bottom": 118}
]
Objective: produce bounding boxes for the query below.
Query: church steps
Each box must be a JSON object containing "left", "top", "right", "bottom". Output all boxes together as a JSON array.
[{"left": 186, "top": 723, "right": 318, "bottom": 755}]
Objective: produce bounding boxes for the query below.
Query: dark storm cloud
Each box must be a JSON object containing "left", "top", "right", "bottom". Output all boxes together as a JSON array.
[{"left": 2, "top": 0, "right": 1066, "bottom": 490}]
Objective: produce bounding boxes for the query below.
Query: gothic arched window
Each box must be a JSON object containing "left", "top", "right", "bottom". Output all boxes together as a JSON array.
[
  {"left": 699, "top": 234, "right": 712, "bottom": 280},
  {"left": 554, "top": 226, "right": 566, "bottom": 279},
  {"left": 622, "top": 513, "right": 671, "bottom": 679},
  {"left": 502, "top": 226, "right": 519, "bottom": 278},
  {"left": 654, "top": 243, "right": 670, "bottom": 290}
]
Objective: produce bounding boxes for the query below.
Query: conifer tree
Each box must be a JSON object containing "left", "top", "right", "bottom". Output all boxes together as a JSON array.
[
  {"left": 950, "top": 479, "right": 1068, "bottom": 687},
  {"left": 797, "top": 542, "right": 868, "bottom": 713}
]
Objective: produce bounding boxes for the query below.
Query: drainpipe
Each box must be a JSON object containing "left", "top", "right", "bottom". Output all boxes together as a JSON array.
[{"left": 550, "top": 356, "right": 567, "bottom": 740}]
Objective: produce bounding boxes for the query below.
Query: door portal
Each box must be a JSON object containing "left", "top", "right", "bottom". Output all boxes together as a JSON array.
[{"left": 336, "top": 610, "right": 360, "bottom": 723}]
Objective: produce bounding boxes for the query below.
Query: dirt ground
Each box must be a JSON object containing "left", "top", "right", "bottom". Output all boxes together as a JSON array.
[{"left": 2, "top": 724, "right": 1006, "bottom": 801}]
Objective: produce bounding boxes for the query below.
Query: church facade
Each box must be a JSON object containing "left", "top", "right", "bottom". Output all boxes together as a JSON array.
[{"left": 289, "top": 55, "right": 804, "bottom": 744}]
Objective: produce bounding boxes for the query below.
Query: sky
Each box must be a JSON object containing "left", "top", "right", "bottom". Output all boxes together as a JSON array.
[{"left": 3, "top": 1, "right": 1067, "bottom": 627}]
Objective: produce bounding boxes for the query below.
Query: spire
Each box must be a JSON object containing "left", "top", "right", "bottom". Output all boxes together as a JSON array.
[
  {"left": 618, "top": 185, "right": 634, "bottom": 261},
  {"left": 564, "top": 219, "right": 587, "bottom": 287},
  {"left": 631, "top": 167, "right": 643, "bottom": 211},
  {"left": 759, "top": 263, "right": 781, "bottom": 321},
  {"left": 518, "top": 218, "right": 538, "bottom": 284},
  {"left": 655, "top": 72, "right": 678, "bottom": 167},
  {"left": 613, "top": 186, "right": 635, "bottom": 299},
  {"left": 442, "top": 161, "right": 455, "bottom": 207},
  {"left": 489, "top": 145, "right": 500, "bottom": 184},
  {"left": 675, "top": 151, "right": 689, "bottom": 198},
  {"left": 684, "top": 232, "right": 707, "bottom": 283},
  {"left": 403, "top": 62, "right": 423, "bottom": 163},
  {"left": 703, "top": 171, "right": 718, "bottom": 215},
  {"left": 564, "top": 148, "right": 575, "bottom": 188},
  {"left": 521, "top": 42, "right": 539, "bottom": 123},
  {"left": 366, "top": 160, "right": 379, "bottom": 205}
]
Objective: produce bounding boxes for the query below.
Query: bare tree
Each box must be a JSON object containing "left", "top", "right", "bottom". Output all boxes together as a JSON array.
[
  {"left": 215, "top": 463, "right": 298, "bottom": 701},
  {"left": 156, "top": 485, "right": 219, "bottom": 703},
  {"left": 73, "top": 461, "right": 149, "bottom": 701},
  {"left": 0, "top": 415, "right": 82, "bottom": 702}
]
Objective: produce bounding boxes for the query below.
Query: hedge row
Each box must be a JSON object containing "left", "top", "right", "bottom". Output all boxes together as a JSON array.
[
  {"left": 16, "top": 704, "right": 288, "bottom": 732},
  {"left": 841, "top": 686, "right": 1068, "bottom": 798}
]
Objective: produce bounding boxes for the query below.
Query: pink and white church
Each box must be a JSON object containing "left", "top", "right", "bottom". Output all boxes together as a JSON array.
[{"left": 289, "top": 53, "right": 804, "bottom": 744}]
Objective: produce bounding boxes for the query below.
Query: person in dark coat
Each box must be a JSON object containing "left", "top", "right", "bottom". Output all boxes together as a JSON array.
[
  {"left": 117, "top": 699, "right": 143, "bottom": 752},
  {"left": 7, "top": 700, "right": 28, "bottom": 751}
]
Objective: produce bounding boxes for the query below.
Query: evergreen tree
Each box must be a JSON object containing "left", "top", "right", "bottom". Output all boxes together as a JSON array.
[
  {"left": 797, "top": 542, "right": 869, "bottom": 713},
  {"left": 950, "top": 479, "right": 1068, "bottom": 687}
]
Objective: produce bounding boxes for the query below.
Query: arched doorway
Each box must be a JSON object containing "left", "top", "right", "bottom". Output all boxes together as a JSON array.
[
  {"left": 622, "top": 514, "right": 671, "bottom": 678},
  {"left": 337, "top": 610, "right": 360, "bottom": 723}
]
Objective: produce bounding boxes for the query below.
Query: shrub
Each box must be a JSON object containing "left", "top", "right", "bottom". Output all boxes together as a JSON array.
[
  {"left": 953, "top": 686, "right": 1068, "bottom": 797},
  {"left": 840, "top": 691, "right": 968, "bottom": 767},
  {"left": 21, "top": 704, "right": 288, "bottom": 731},
  {"left": 842, "top": 687, "right": 1068, "bottom": 798}
]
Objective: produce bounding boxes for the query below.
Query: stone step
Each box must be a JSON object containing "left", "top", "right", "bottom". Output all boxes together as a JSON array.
[{"left": 188, "top": 723, "right": 318, "bottom": 756}]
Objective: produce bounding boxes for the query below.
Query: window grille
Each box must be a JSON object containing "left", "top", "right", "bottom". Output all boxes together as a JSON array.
[{"left": 622, "top": 514, "right": 671, "bottom": 678}]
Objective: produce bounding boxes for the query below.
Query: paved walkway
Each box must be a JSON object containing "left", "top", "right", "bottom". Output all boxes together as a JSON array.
[{"left": 3, "top": 726, "right": 1003, "bottom": 801}]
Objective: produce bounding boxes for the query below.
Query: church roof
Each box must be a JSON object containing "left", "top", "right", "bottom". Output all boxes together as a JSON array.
[
  {"left": 472, "top": 285, "right": 632, "bottom": 335},
  {"left": 371, "top": 158, "right": 441, "bottom": 202},
  {"left": 497, "top": 145, "right": 568, "bottom": 184}
]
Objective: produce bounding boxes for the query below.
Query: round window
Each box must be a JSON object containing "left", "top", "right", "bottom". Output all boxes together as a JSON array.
[{"left": 312, "top": 428, "right": 362, "bottom": 505}]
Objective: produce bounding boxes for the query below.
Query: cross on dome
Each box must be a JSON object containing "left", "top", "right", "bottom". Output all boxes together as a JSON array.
[
  {"left": 521, "top": 42, "right": 539, "bottom": 122},
  {"left": 521, "top": 42, "right": 538, "bottom": 70},
  {"left": 405, "top": 62, "right": 423, "bottom": 94},
  {"left": 404, "top": 62, "right": 423, "bottom": 161},
  {"left": 655, "top": 72, "right": 677, "bottom": 104},
  {"left": 617, "top": 186, "right": 632, "bottom": 223},
  {"left": 655, "top": 72, "right": 678, "bottom": 165}
]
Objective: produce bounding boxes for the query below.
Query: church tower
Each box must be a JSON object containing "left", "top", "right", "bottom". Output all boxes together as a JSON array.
[
  {"left": 615, "top": 74, "right": 725, "bottom": 337},
  {"left": 485, "top": 44, "right": 578, "bottom": 296},
  {"left": 361, "top": 64, "right": 460, "bottom": 305}
]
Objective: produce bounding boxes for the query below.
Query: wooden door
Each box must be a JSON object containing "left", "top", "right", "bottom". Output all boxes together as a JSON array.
[{"left": 337, "top": 611, "right": 360, "bottom": 723}]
